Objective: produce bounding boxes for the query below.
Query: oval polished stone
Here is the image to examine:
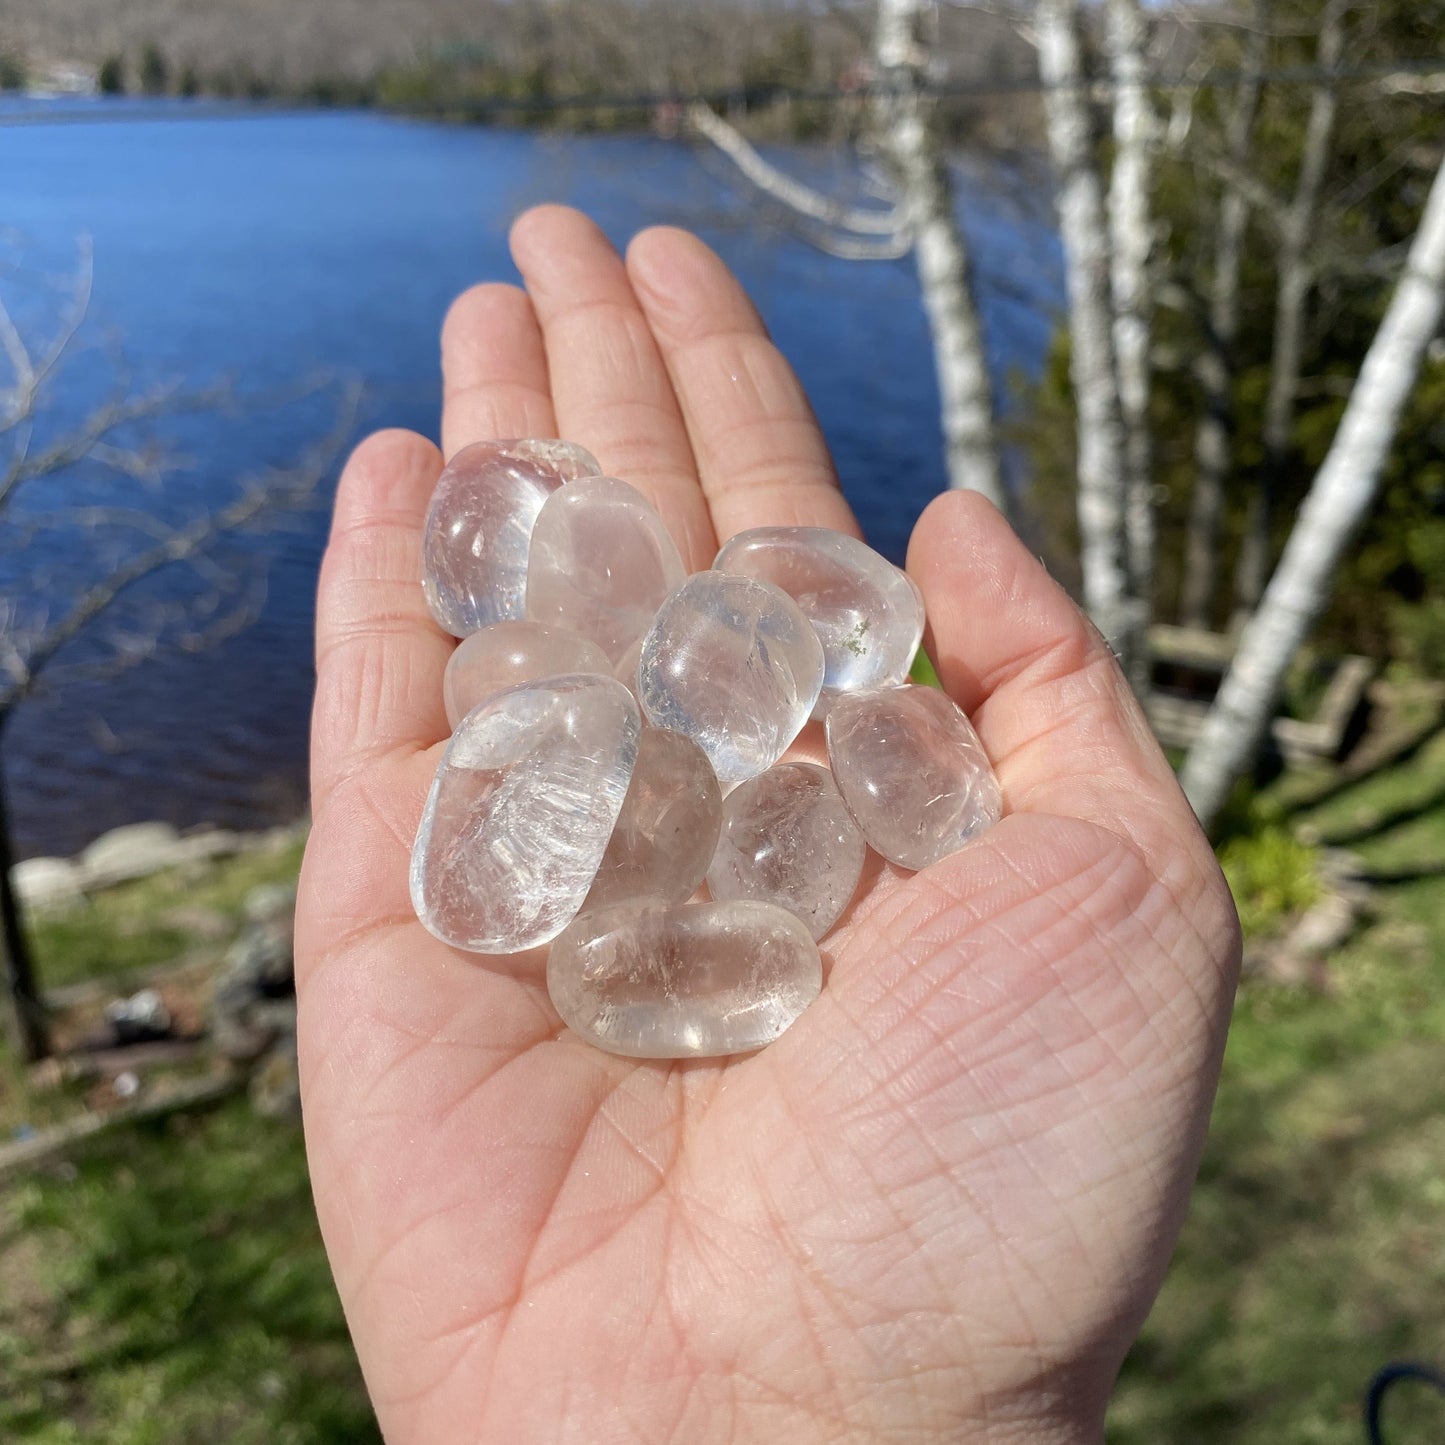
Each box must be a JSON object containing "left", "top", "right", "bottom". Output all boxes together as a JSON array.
[
  {"left": 526, "top": 475, "right": 686, "bottom": 662},
  {"left": 612, "top": 637, "right": 643, "bottom": 703},
  {"left": 443, "top": 621, "right": 611, "bottom": 728},
  {"left": 410, "top": 675, "right": 639, "bottom": 954},
  {"left": 825, "top": 685, "right": 1002, "bottom": 871},
  {"left": 422, "top": 438, "right": 601, "bottom": 638},
  {"left": 547, "top": 900, "right": 821, "bottom": 1058},
  {"left": 587, "top": 728, "right": 722, "bottom": 910},
  {"left": 713, "top": 527, "right": 925, "bottom": 703},
  {"left": 706, "top": 763, "right": 865, "bottom": 941},
  {"left": 638, "top": 572, "right": 824, "bottom": 784}
]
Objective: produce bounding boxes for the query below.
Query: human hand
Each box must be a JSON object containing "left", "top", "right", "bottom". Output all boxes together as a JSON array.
[{"left": 297, "top": 205, "right": 1241, "bottom": 1444}]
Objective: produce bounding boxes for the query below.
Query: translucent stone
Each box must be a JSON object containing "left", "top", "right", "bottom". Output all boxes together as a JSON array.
[
  {"left": 825, "top": 685, "right": 1002, "bottom": 871},
  {"left": 638, "top": 573, "right": 824, "bottom": 784},
  {"left": 422, "top": 438, "right": 601, "bottom": 638},
  {"left": 410, "top": 675, "right": 639, "bottom": 953},
  {"left": 443, "top": 621, "right": 611, "bottom": 728},
  {"left": 526, "top": 475, "right": 686, "bottom": 662},
  {"left": 613, "top": 638, "right": 643, "bottom": 703},
  {"left": 586, "top": 728, "right": 722, "bottom": 910},
  {"left": 706, "top": 763, "right": 864, "bottom": 941},
  {"left": 713, "top": 527, "right": 925, "bottom": 705},
  {"left": 547, "top": 900, "right": 821, "bottom": 1059}
]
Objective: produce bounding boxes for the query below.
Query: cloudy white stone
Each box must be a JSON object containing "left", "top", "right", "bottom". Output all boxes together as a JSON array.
[
  {"left": 546, "top": 899, "right": 822, "bottom": 1058},
  {"left": 825, "top": 685, "right": 1002, "bottom": 871},
  {"left": 422, "top": 438, "right": 600, "bottom": 638},
  {"left": 586, "top": 727, "right": 722, "bottom": 910},
  {"left": 443, "top": 621, "right": 611, "bottom": 728},
  {"left": 525, "top": 475, "right": 686, "bottom": 663},
  {"left": 638, "top": 572, "right": 824, "bottom": 783},
  {"left": 706, "top": 762, "right": 865, "bottom": 940},
  {"left": 713, "top": 527, "right": 925, "bottom": 707},
  {"left": 410, "top": 674, "right": 639, "bottom": 954}
]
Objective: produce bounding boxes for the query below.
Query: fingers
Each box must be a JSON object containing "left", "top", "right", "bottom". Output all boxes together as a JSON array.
[
  {"left": 440, "top": 283, "right": 557, "bottom": 460},
  {"left": 906, "top": 491, "right": 1198, "bottom": 854},
  {"left": 627, "top": 225, "right": 860, "bottom": 541},
  {"left": 510, "top": 205, "right": 717, "bottom": 571},
  {"left": 311, "top": 429, "right": 450, "bottom": 816}
]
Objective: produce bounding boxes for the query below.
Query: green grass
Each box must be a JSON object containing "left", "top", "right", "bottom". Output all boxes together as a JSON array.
[
  {"left": 5, "top": 720, "right": 1445, "bottom": 1442},
  {"left": 25, "top": 837, "right": 307, "bottom": 992},
  {"left": 1110, "top": 721, "right": 1445, "bottom": 1444},
  {"left": 0, "top": 1099, "right": 378, "bottom": 1444}
]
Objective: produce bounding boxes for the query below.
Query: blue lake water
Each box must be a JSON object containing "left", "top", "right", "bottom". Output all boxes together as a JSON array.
[{"left": 1, "top": 100, "right": 1062, "bottom": 858}]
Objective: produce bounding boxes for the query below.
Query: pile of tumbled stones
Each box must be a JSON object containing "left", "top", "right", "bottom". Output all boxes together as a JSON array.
[{"left": 411, "top": 439, "right": 1002, "bottom": 1059}]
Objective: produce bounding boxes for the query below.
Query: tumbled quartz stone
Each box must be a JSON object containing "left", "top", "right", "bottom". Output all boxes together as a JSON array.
[
  {"left": 826, "top": 685, "right": 1002, "bottom": 871},
  {"left": 547, "top": 900, "right": 821, "bottom": 1059},
  {"left": 706, "top": 763, "right": 865, "bottom": 941},
  {"left": 526, "top": 475, "right": 686, "bottom": 663},
  {"left": 586, "top": 728, "right": 722, "bottom": 910},
  {"left": 410, "top": 674, "right": 639, "bottom": 954},
  {"left": 422, "top": 438, "right": 601, "bottom": 638},
  {"left": 638, "top": 573, "right": 824, "bottom": 784},
  {"left": 713, "top": 527, "right": 925, "bottom": 704},
  {"left": 612, "top": 637, "right": 643, "bottom": 703},
  {"left": 443, "top": 621, "right": 612, "bottom": 728}
]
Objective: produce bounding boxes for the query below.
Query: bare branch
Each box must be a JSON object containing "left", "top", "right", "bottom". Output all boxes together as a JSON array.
[{"left": 686, "top": 102, "right": 906, "bottom": 236}]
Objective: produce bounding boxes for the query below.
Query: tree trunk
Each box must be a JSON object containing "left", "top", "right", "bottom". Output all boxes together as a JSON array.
[
  {"left": 1105, "top": 0, "right": 1156, "bottom": 621},
  {"left": 1234, "top": 0, "right": 1347, "bottom": 615},
  {"left": 1182, "top": 147, "right": 1445, "bottom": 832},
  {"left": 874, "top": 0, "right": 1006, "bottom": 509},
  {"left": 0, "top": 736, "right": 50, "bottom": 1061},
  {"left": 1180, "top": 6, "right": 1266, "bottom": 630},
  {"left": 1038, "top": 0, "right": 1146, "bottom": 685}
]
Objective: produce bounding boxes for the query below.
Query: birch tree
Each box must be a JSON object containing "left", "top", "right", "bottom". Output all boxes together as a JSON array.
[
  {"left": 1105, "top": 0, "right": 1156, "bottom": 610},
  {"left": 1037, "top": 0, "right": 1146, "bottom": 684},
  {"left": 0, "top": 248, "right": 351, "bottom": 1060},
  {"left": 687, "top": 0, "right": 1007, "bottom": 511},
  {"left": 1181, "top": 144, "right": 1445, "bottom": 831}
]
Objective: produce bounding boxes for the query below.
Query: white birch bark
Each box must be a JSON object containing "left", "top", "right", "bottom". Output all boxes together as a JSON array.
[
  {"left": 1182, "top": 147, "right": 1445, "bottom": 831},
  {"left": 1234, "top": 0, "right": 1347, "bottom": 613},
  {"left": 1180, "top": 6, "right": 1265, "bottom": 629},
  {"left": 1038, "top": 0, "right": 1145, "bottom": 681},
  {"left": 874, "top": 0, "right": 1005, "bottom": 506},
  {"left": 1105, "top": 0, "right": 1156, "bottom": 610}
]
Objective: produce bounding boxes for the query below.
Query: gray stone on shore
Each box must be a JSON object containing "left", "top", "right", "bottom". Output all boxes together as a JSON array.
[{"left": 11, "top": 856, "right": 85, "bottom": 912}]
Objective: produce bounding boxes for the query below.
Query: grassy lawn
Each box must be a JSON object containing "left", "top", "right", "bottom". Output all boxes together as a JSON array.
[
  {"left": 0, "top": 1100, "right": 378, "bottom": 1445},
  {"left": 1110, "top": 718, "right": 1445, "bottom": 1444},
  {"left": 3, "top": 715, "right": 1444, "bottom": 1441}
]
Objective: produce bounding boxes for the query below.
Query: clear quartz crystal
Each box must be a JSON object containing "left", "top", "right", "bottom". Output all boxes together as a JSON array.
[
  {"left": 826, "top": 685, "right": 1002, "bottom": 871},
  {"left": 612, "top": 637, "right": 643, "bottom": 703},
  {"left": 547, "top": 900, "right": 821, "bottom": 1059},
  {"left": 638, "top": 572, "right": 824, "bottom": 784},
  {"left": 443, "top": 621, "right": 611, "bottom": 728},
  {"left": 706, "top": 762, "right": 864, "bottom": 941},
  {"left": 586, "top": 728, "right": 722, "bottom": 910},
  {"left": 712, "top": 527, "right": 924, "bottom": 706},
  {"left": 410, "top": 674, "right": 639, "bottom": 953},
  {"left": 422, "top": 438, "right": 601, "bottom": 638},
  {"left": 526, "top": 475, "right": 685, "bottom": 662}
]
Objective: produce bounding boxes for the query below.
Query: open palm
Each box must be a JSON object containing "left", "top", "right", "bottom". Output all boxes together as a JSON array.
[{"left": 296, "top": 206, "right": 1240, "bottom": 1444}]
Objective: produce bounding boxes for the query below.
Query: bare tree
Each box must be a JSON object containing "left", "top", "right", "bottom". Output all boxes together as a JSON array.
[
  {"left": 1037, "top": 0, "right": 1145, "bottom": 684},
  {"left": 1181, "top": 143, "right": 1445, "bottom": 831},
  {"left": 1233, "top": 0, "right": 1348, "bottom": 615},
  {"left": 1179, "top": 3, "right": 1266, "bottom": 630},
  {"left": 0, "top": 245, "right": 352, "bottom": 1060},
  {"left": 686, "top": 0, "right": 1009, "bottom": 511}
]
